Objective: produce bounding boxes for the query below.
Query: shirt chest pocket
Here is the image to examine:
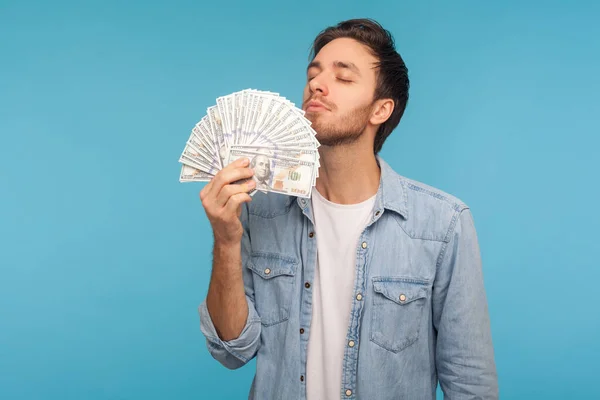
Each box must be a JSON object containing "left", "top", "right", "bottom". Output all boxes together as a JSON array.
[
  {"left": 370, "top": 278, "right": 429, "bottom": 353},
  {"left": 247, "top": 252, "right": 298, "bottom": 327}
]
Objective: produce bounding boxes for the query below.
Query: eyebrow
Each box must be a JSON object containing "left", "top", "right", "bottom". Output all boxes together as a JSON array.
[{"left": 307, "top": 60, "right": 362, "bottom": 76}]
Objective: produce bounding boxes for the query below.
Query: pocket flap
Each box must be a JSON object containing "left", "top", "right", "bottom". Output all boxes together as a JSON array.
[
  {"left": 372, "top": 279, "right": 427, "bottom": 305},
  {"left": 247, "top": 252, "right": 298, "bottom": 280}
]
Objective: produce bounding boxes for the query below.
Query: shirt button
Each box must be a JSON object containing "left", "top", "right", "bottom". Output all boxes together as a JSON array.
[
  {"left": 361, "top": 242, "right": 367, "bottom": 249},
  {"left": 375, "top": 210, "right": 380, "bottom": 216},
  {"left": 305, "top": 282, "right": 311, "bottom": 289},
  {"left": 300, "top": 328, "right": 305, "bottom": 334},
  {"left": 356, "top": 293, "right": 363, "bottom": 301},
  {"left": 346, "top": 389, "right": 352, "bottom": 396},
  {"left": 399, "top": 294, "right": 407, "bottom": 302},
  {"left": 264, "top": 268, "right": 271, "bottom": 275},
  {"left": 309, "top": 232, "right": 314, "bottom": 238},
  {"left": 348, "top": 340, "right": 355, "bottom": 347},
  {"left": 300, "top": 375, "right": 305, "bottom": 382}
]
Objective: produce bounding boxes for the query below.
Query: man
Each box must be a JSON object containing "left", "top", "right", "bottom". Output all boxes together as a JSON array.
[
  {"left": 198, "top": 18, "right": 498, "bottom": 400},
  {"left": 250, "top": 154, "right": 271, "bottom": 190}
]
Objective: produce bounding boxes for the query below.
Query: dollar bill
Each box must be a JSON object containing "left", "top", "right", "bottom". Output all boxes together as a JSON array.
[
  {"left": 227, "top": 148, "right": 316, "bottom": 198},
  {"left": 230, "top": 145, "right": 319, "bottom": 166},
  {"left": 207, "top": 106, "right": 227, "bottom": 167},
  {"left": 197, "top": 116, "right": 219, "bottom": 159},
  {"left": 229, "top": 145, "right": 319, "bottom": 184},
  {"left": 189, "top": 128, "right": 219, "bottom": 170},
  {"left": 179, "top": 164, "right": 213, "bottom": 182},
  {"left": 179, "top": 148, "right": 221, "bottom": 175}
]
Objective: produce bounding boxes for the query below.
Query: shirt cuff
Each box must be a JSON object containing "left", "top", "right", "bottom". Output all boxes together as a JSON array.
[{"left": 198, "top": 297, "right": 261, "bottom": 366}]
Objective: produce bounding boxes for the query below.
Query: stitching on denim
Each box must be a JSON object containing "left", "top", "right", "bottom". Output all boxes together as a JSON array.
[
  {"left": 372, "top": 276, "right": 430, "bottom": 285},
  {"left": 250, "top": 251, "right": 298, "bottom": 264},
  {"left": 392, "top": 212, "right": 446, "bottom": 242},
  {"left": 406, "top": 183, "right": 470, "bottom": 214},
  {"left": 393, "top": 216, "right": 448, "bottom": 242},
  {"left": 260, "top": 315, "right": 290, "bottom": 327},
  {"left": 225, "top": 347, "right": 249, "bottom": 363},
  {"left": 436, "top": 208, "right": 463, "bottom": 270},
  {"left": 381, "top": 175, "right": 407, "bottom": 218},
  {"left": 370, "top": 333, "right": 418, "bottom": 354},
  {"left": 405, "top": 182, "right": 462, "bottom": 207}
]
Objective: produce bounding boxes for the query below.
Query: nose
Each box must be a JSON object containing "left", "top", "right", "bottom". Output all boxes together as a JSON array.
[{"left": 308, "top": 74, "right": 329, "bottom": 97}]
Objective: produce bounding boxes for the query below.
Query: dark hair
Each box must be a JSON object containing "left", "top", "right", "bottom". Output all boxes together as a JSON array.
[{"left": 310, "top": 18, "right": 409, "bottom": 154}]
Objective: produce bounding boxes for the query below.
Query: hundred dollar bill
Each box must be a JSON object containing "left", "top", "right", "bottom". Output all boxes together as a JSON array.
[
  {"left": 243, "top": 92, "right": 258, "bottom": 144},
  {"left": 229, "top": 145, "right": 319, "bottom": 185},
  {"left": 253, "top": 123, "right": 318, "bottom": 147},
  {"left": 232, "top": 90, "right": 245, "bottom": 145},
  {"left": 188, "top": 128, "right": 220, "bottom": 170},
  {"left": 207, "top": 106, "right": 227, "bottom": 167},
  {"left": 216, "top": 94, "right": 235, "bottom": 147},
  {"left": 238, "top": 90, "right": 251, "bottom": 144},
  {"left": 179, "top": 146, "right": 221, "bottom": 175},
  {"left": 224, "top": 94, "right": 235, "bottom": 146},
  {"left": 227, "top": 148, "right": 317, "bottom": 198},
  {"left": 267, "top": 107, "right": 313, "bottom": 142},
  {"left": 255, "top": 97, "right": 285, "bottom": 138},
  {"left": 260, "top": 99, "right": 308, "bottom": 142},
  {"left": 216, "top": 96, "right": 229, "bottom": 135},
  {"left": 197, "top": 116, "right": 219, "bottom": 159},
  {"left": 179, "top": 164, "right": 213, "bottom": 182},
  {"left": 230, "top": 145, "right": 319, "bottom": 166}
]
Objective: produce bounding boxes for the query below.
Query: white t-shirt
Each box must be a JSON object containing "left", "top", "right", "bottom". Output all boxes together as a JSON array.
[{"left": 306, "top": 189, "right": 376, "bottom": 400}]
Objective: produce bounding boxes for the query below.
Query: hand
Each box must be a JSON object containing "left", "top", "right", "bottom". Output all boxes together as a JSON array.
[{"left": 200, "top": 158, "right": 256, "bottom": 246}]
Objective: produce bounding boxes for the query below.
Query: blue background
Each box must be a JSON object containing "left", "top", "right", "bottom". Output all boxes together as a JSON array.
[{"left": 1, "top": 0, "right": 599, "bottom": 398}]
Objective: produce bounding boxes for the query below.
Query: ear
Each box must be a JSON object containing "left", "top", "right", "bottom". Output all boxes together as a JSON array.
[{"left": 370, "top": 98, "right": 395, "bottom": 125}]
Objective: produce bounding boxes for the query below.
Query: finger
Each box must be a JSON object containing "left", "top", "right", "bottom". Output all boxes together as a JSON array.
[
  {"left": 215, "top": 179, "right": 256, "bottom": 208},
  {"left": 224, "top": 192, "right": 253, "bottom": 216},
  {"left": 200, "top": 181, "right": 212, "bottom": 201},
  {"left": 210, "top": 165, "right": 255, "bottom": 197},
  {"left": 219, "top": 157, "right": 250, "bottom": 174}
]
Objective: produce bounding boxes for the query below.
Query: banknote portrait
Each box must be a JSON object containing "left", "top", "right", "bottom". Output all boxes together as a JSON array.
[{"left": 250, "top": 154, "right": 271, "bottom": 190}]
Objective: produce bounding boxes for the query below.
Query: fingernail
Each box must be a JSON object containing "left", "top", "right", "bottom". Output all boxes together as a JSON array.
[
  {"left": 240, "top": 158, "right": 249, "bottom": 166},
  {"left": 248, "top": 180, "right": 256, "bottom": 188}
]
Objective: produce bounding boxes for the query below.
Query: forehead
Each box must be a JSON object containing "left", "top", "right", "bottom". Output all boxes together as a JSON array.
[{"left": 313, "top": 38, "right": 378, "bottom": 73}]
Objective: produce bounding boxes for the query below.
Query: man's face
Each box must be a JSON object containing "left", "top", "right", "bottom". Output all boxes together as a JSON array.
[
  {"left": 253, "top": 155, "right": 270, "bottom": 181},
  {"left": 302, "top": 38, "right": 379, "bottom": 146}
]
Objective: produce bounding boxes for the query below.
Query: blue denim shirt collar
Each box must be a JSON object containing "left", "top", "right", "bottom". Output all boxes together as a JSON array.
[{"left": 376, "top": 156, "right": 409, "bottom": 220}]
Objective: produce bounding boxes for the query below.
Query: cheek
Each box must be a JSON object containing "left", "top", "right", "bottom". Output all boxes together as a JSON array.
[{"left": 302, "top": 85, "right": 310, "bottom": 101}]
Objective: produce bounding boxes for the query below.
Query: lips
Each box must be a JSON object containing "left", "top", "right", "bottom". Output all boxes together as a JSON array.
[
  {"left": 306, "top": 104, "right": 327, "bottom": 112},
  {"left": 305, "top": 100, "right": 329, "bottom": 112}
]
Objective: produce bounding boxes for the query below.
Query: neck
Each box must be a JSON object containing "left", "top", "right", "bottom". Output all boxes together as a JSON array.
[{"left": 315, "top": 137, "right": 380, "bottom": 205}]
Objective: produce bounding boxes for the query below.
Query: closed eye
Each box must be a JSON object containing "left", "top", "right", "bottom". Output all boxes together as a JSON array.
[{"left": 337, "top": 78, "right": 353, "bottom": 83}]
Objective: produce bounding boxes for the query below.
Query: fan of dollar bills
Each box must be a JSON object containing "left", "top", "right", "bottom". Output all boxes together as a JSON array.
[{"left": 178, "top": 89, "right": 320, "bottom": 199}]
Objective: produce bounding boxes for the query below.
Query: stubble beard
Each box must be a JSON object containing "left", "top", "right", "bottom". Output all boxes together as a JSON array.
[{"left": 308, "top": 104, "right": 372, "bottom": 147}]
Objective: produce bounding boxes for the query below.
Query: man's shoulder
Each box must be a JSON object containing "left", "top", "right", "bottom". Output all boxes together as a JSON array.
[
  {"left": 400, "top": 174, "right": 469, "bottom": 213},
  {"left": 381, "top": 158, "right": 469, "bottom": 214},
  {"left": 385, "top": 165, "right": 472, "bottom": 242}
]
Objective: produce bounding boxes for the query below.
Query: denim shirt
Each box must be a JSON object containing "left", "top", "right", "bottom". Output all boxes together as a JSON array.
[{"left": 199, "top": 157, "right": 498, "bottom": 400}]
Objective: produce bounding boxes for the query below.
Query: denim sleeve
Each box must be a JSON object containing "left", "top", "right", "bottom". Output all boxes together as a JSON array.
[
  {"left": 198, "top": 204, "right": 262, "bottom": 370},
  {"left": 433, "top": 207, "right": 499, "bottom": 399}
]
